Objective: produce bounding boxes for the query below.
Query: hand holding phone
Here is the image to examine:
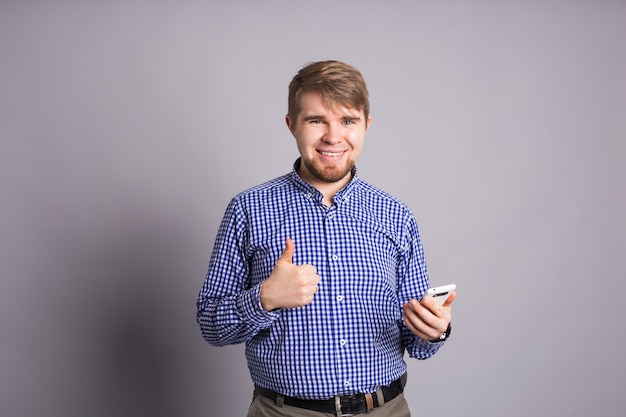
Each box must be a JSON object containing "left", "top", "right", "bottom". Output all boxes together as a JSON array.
[{"left": 404, "top": 283, "right": 456, "bottom": 342}]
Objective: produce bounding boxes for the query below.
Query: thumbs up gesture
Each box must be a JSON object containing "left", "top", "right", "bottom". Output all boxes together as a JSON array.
[{"left": 260, "top": 238, "right": 321, "bottom": 311}]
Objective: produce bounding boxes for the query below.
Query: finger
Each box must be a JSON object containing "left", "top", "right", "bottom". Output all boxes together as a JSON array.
[
  {"left": 300, "top": 264, "right": 318, "bottom": 275},
  {"left": 403, "top": 304, "right": 428, "bottom": 337},
  {"left": 403, "top": 303, "right": 444, "bottom": 339},
  {"left": 306, "top": 272, "right": 321, "bottom": 286},
  {"left": 279, "top": 237, "right": 295, "bottom": 264},
  {"left": 442, "top": 291, "right": 457, "bottom": 308},
  {"left": 410, "top": 299, "right": 442, "bottom": 327},
  {"left": 418, "top": 296, "right": 438, "bottom": 313}
]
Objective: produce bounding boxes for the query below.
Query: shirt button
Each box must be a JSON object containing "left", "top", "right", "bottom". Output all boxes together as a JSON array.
[
  {"left": 344, "top": 380, "right": 351, "bottom": 387},
  {"left": 336, "top": 295, "right": 343, "bottom": 302},
  {"left": 340, "top": 339, "right": 346, "bottom": 346},
  {"left": 331, "top": 254, "right": 339, "bottom": 261}
]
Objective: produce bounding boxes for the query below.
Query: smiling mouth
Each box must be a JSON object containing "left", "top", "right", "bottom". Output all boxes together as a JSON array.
[{"left": 319, "top": 151, "right": 345, "bottom": 157}]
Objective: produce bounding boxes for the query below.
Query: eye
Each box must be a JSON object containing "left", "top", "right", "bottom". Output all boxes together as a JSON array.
[{"left": 343, "top": 119, "right": 354, "bottom": 125}]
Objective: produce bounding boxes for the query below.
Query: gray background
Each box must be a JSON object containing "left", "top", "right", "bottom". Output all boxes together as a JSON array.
[{"left": 1, "top": 1, "right": 625, "bottom": 416}]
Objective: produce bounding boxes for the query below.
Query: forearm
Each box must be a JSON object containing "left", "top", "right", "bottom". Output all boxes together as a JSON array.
[{"left": 197, "top": 282, "right": 279, "bottom": 346}]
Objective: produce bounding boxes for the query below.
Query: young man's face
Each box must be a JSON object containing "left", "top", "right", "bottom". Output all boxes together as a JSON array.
[{"left": 286, "top": 92, "right": 371, "bottom": 187}]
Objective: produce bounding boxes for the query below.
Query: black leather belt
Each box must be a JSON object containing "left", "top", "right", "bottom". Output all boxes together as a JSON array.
[{"left": 255, "top": 373, "right": 407, "bottom": 416}]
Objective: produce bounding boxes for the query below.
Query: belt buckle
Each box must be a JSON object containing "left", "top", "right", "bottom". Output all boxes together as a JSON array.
[{"left": 334, "top": 396, "right": 354, "bottom": 417}]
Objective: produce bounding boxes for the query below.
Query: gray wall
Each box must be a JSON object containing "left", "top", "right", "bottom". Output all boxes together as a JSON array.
[{"left": 1, "top": 1, "right": 625, "bottom": 416}]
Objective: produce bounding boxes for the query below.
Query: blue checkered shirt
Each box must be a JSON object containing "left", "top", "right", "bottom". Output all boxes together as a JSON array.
[{"left": 197, "top": 161, "right": 445, "bottom": 399}]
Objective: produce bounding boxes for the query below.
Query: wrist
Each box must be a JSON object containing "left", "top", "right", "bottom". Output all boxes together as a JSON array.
[
  {"left": 429, "top": 322, "right": 452, "bottom": 343},
  {"left": 259, "top": 282, "right": 276, "bottom": 312}
]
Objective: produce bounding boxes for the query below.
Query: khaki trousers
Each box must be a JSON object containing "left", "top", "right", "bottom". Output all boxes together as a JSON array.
[{"left": 246, "top": 391, "right": 411, "bottom": 417}]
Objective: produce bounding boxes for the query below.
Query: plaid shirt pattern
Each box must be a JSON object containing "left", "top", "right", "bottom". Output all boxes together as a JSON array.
[{"left": 197, "top": 162, "right": 443, "bottom": 399}]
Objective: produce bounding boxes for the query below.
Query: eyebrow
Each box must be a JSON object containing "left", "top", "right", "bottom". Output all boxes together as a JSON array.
[
  {"left": 301, "top": 115, "right": 326, "bottom": 122},
  {"left": 301, "top": 114, "right": 362, "bottom": 122}
]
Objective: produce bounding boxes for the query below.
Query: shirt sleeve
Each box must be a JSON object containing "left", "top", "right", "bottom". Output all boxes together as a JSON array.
[
  {"left": 196, "top": 198, "right": 279, "bottom": 346},
  {"left": 397, "top": 215, "right": 448, "bottom": 359}
]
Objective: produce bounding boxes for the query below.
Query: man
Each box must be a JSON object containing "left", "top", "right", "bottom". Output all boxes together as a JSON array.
[{"left": 197, "top": 60, "right": 456, "bottom": 417}]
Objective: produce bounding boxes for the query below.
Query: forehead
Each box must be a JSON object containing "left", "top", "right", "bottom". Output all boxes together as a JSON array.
[{"left": 297, "top": 91, "right": 363, "bottom": 118}]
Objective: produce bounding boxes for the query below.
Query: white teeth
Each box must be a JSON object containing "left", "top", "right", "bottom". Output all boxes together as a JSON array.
[{"left": 320, "top": 151, "right": 343, "bottom": 156}]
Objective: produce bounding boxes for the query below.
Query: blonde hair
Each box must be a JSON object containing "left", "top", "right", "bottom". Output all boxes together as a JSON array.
[{"left": 287, "top": 60, "right": 369, "bottom": 122}]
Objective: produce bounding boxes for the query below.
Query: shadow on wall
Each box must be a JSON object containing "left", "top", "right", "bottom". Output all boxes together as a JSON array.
[
  {"left": 13, "top": 209, "right": 212, "bottom": 417},
  {"left": 2, "top": 143, "right": 245, "bottom": 416},
  {"left": 75, "top": 221, "right": 246, "bottom": 417},
  {"left": 74, "top": 225, "right": 188, "bottom": 417}
]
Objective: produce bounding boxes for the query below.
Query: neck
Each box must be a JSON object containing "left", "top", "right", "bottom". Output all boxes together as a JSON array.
[
  {"left": 295, "top": 162, "right": 353, "bottom": 207},
  {"left": 317, "top": 179, "right": 350, "bottom": 207}
]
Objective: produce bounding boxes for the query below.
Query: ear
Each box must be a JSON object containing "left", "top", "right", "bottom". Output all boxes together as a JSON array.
[
  {"left": 365, "top": 115, "right": 372, "bottom": 131},
  {"left": 285, "top": 115, "right": 296, "bottom": 135}
]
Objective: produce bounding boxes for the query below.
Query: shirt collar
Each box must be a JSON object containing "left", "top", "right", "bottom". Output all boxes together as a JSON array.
[{"left": 290, "top": 158, "right": 360, "bottom": 204}]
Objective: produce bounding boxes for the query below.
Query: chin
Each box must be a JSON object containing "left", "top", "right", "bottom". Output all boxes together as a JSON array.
[{"left": 316, "top": 164, "right": 354, "bottom": 183}]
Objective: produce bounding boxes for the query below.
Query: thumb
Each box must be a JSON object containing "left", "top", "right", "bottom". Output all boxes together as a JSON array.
[
  {"left": 279, "top": 237, "right": 295, "bottom": 264},
  {"left": 442, "top": 291, "right": 457, "bottom": 307}
]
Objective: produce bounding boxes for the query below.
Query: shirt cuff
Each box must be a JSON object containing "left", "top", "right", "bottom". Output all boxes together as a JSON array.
[
  {"left": 236, "top": 282, "right": 280, "bottom": 328},
  {"left": 408, "top": 334, "right": 445, "bottom": 359}
]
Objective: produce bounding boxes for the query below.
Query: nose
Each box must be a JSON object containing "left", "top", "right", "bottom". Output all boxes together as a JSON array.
[{"left": 322, "top": 122, "right": 341, "bottom": 144}]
